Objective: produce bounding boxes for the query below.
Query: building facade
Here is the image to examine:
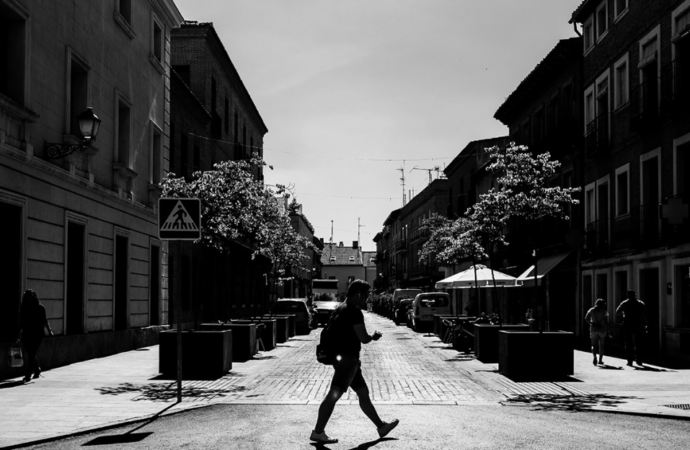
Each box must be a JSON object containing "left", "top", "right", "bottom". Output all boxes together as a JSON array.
[
  {"left": 168, "top": 21, "right": 272, "bottom": 326},
  {"left": 571, "top": 0, "right": 690, "bottom": 358},
  {"left": 321, "top": 241, "right": 365, "bottom": 295},
  {"left": 0, "top": 0, "right": 183, "bottom": 379}
]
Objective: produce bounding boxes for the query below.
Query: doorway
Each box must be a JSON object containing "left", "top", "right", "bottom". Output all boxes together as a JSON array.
[
  {"left": 639, "top": 268, "right": 660, "bottom": 354},
  {"left": 0, "top": 202, "right": 22, "bottom": 342},
  {"left": 114, "top": 235, "right": 129, "bottom": 330},
  {"left": 149, "top": 246, "right": 160, "bottom": 326},
  {"left": 66, "top": 222, "right": 85, "bottom": 335}
]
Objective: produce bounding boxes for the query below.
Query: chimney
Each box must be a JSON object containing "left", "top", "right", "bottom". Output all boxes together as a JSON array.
[
  {"left": 339, "top": 242, "right": 343, "bottom": 247},
  {"left": 352, "top": 241, "right": 358, "bottom": 249}
]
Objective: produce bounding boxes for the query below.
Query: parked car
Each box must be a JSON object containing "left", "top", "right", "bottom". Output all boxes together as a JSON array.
[
  {"left": 394, "top": 298, "right": 413, "bottom": 325},
  {"left": 391, "top": 289, "right": 421, "bottom": 321},
  {"left": 409, "top": 292, "right": 451, "bottom": 332},
  {"left": 313, "top": 300, "right": 341, "bottom": 326},
  {"left": 274, "top": 298, "right": 312, "bottom": 333}
]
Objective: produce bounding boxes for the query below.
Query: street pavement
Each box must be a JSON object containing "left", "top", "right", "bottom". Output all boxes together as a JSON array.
[{"left": 1, "top": 311, "right": 689, "bottom": 449}]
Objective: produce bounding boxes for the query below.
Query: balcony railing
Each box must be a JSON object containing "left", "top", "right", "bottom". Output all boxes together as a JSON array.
[
  {"left": 394, "top": 239, "right": 408, "bottom": 253},
  {"left": 585, "top": 113, "right": 610, "bottom": 158},
  {"left": 409, "top": 226, "right": 429, "bottom": 243},
  {"left": 410, "top": 265, "right": 434, "bottom": 279},
  {"left": 630, "top": 77, "right": 660, "bottom": 131}
]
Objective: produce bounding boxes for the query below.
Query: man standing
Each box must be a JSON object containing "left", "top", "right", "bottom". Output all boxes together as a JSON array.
[
  {"left": 616, "top": 289, "right": 648, "bottom": 366},
  {"left": 310, "top": 279, "right": 399, "bottom": 445}
]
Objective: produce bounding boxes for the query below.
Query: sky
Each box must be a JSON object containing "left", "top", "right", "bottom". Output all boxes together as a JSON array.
[{"left": 173, "top": 0, "right": 580, "bottom": 251}]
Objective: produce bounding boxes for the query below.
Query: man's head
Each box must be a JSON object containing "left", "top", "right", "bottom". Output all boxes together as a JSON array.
[
  {"left": 627, "top": 289, "right": 637, "bottom": 300},
  {"left": 347, "top": 279, "right": 371, "bottom": 305}
]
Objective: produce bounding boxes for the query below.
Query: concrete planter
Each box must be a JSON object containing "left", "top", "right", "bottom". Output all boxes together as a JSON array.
[
  {"left": 260, "top": 316, "right": 289, "bottom": 343},
  {"left": 234, "top": 319, "right": 277, "bottom": 351},
  {"left": 498, "top": 330, "right": 574, "bottom": 380},
  {"left": 265, "top": 314, "right": 296, "bottom": 338},
  {"left": 159, "top": 330, "right": 232, "bottom": 380},
  {"left": 199, "top": 323, "right": 256, "bottom": 362},
  {"left": 473, "top": 324, "right": 530, "bottom": 363}
]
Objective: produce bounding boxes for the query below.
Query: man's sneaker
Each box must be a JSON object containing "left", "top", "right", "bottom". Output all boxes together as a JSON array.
[
  {"left": 310, "top": 430, "right": 338, "bottom": 444},
  {"left": 377, "top": 419, "right": 399, "bottom": 438}
]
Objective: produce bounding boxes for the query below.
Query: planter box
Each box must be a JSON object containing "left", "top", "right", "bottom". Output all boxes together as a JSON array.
[
  {"left": 262, "top": 314, "right": 296, "bottom": 339},
  {"left": 474, "top": 324, "right": 530, "bottom": 363},
  {"left": 159, "top": 330, "right": 232, "bottom": 379},
  {"left": 199, "top": 323, "right": 256, "bottom": 362},
  {"left": 234, "top": 319, "right": 277, "bottom": 351},
  {"left": 260, "top": 316, "right": 288, "bottom": 343},
  {"left": 498, "top": 331, "right": 574, "bottom": 380}
]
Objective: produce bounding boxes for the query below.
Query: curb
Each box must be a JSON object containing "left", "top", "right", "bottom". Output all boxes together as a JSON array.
[{"left": 0, "top": 403, "right": 212, "bottom": 450}]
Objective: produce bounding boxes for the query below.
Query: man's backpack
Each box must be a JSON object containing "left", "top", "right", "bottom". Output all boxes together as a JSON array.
[{"left": 316, "top": 309, "right": 340, "bottom": 365}]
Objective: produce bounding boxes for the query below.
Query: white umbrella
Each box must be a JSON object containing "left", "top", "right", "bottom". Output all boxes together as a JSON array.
[{"left": 435, "top": 264, "right": 521, "bottom": 289}]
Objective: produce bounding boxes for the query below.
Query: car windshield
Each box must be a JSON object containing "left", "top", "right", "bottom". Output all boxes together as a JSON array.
[
  {"left": 316, "top": 301, "right": 339, "bottom": 309},
  {"left": 274, "top": 302, "right": 306, "bottom": 313},
  {"left": 419, "top": 296, "right": 449, "bottom": 307}
]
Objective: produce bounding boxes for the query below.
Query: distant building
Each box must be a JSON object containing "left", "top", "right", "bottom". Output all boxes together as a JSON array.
[
  {"left": 321, "top": 242, "right": 365, "bottom": 294},
  {"left": 362, "top": 251, "right": 377, "bottom": 285}
]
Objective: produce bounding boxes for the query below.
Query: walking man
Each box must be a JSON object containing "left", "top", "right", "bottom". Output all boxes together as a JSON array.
[
  {"left": 616, "top": 289, "right": 647, "bottom": 366},
  {"left": 310, "top": 279, "right": 399, "bottom": 444}
]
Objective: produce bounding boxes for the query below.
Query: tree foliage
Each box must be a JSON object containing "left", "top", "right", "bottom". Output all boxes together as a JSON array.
[
  {"left": 160, "top": 155, "right": 317, "bottom": 273},
  {"left": 420, "top": 143, "right": 580, "bottom": 266}
]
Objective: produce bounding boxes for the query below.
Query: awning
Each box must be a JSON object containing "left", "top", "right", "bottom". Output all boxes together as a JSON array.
[
  {"left": 517, "top": 251, "right": 572, "bottom": 287},
  {"left": 435, "top": 264, "right": 520, "bottom": 289}
]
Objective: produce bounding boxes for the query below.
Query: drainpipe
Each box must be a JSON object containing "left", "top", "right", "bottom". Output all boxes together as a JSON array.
[{"left": 573, "top": 22, "right": 582, "bottom": 37}]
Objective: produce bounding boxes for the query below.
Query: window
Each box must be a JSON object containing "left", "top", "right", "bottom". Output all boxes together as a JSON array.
[
  {"left": 150, "top": 123, "right": 162, "bottom": 185},
  {"left": 585, "top": 183, "right": 596, "bottom": 225},
  {"left": 68, "top": 52, "right": 89, "bottom": 137},
  {"left": 596, "top": 2, "right": 608, "bottom": 41},
  {"left": 595, "top": 73, "right": 610, "bottom": 141},
  {"left": 66, "top": 215, "right": 88, "bottom": 335},
  {"left": 638, "top": 29, "right": 660, "bottom": 120},
  {"left": 119, "top": 0, "right": 132, "bottom": 24},
  {"left": 614, "top": 270, "right": 628, "bottom": 317},
  {"left": 0, "top": 1, "right": 28, "bottom": 105},
  {"left": 615, "top": 164, "right": 630, "bottom": 216},
  {"left": 672, "top": 2, "right": 690, "bottom": 103},
  {"left": 348, "top": 256, "right": 355, "bottom": 262},
  {"left": 329, "top": 257, "right": 336, "bottom": 262},
  {"left": 117, "top": 98, "right": 131, "bottom": 166},
  {"left": 584, "top": 16, "right": 594, "bottom": 51},
  {"left": 674, "top": 135, "right": 690, "bottom": 198},
  {"left": 584, "top": 85, "right": 595, "bottom": 130},
  {"left": 614, "top": 54, "right": 629, "bottom": 109},
  {"left": 640, "top": 149, "right": 661, "bottom": 240},
  {"left": 151, "top": 16, "right": 163, "bottom": 63},
  {"left": 614, "top": 0, "right": 628, "bottom": 20}
]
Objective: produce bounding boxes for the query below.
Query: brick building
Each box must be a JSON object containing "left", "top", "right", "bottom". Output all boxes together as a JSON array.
[
  {"left": 0, "top": 0, "right": 183, "bottom": 379},
  {"left": 570, "top": 0, "right": 690, "bottom": 358},
  {"left": 168, "top": 21, "right": 270, "bottom": 326},
  {"left": 493, "top": 37, "right": 585, "bottom": 331}
]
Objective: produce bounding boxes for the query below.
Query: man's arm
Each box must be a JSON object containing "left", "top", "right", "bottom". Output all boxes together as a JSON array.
[{"left": 354, "top": 324, "right": 380, "bottom": 344}]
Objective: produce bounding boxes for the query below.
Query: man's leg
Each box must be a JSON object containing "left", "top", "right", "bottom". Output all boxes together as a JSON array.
[
  {"left": 314, "top": 360, "right": 358, "bottom": 434},
  {"left": 353, "top": 384, "right": 384, "bottom": 429},
  {"left": 314, "top": 386, "right": 344, "bottom": 434},
  {"left": 634, "top": 329, "right": 644, "bottom": 364},
  {"left": 624, "top": 329, "right": 634, "bottom": 365}
]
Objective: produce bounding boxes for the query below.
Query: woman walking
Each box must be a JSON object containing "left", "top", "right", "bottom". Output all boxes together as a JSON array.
[
  {"left": 585, "top": 298, "right": 609, "bottom": 365},
  {"left": 17, "top": 289, "right": 53, "bottom": 382}
]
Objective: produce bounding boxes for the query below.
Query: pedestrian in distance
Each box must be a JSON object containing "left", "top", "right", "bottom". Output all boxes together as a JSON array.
[
  {"left": 615, "top": 289, "right": 647, "bottom": 366},
  {"left": 585, "top": 298, "right": 609, "bottom": 365},
  {"left": 17, "top": 289, "right": 53, "bottom": 383},
  {"left": 310, "top": 279, "right": 399, "bottom": 445}
]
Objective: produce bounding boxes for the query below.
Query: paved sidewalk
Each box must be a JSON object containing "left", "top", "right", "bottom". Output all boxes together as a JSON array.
[{"left": 1, "top": 312, "right": 689, "bottom": 448}]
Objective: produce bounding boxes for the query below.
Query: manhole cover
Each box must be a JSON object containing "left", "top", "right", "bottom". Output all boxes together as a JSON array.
[{"left": 662, "top": 404, "right": 690, "bottom": 410}]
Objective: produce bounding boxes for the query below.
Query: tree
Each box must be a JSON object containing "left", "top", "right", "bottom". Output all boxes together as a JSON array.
[
  {"left": 160, "top": 155, "right": 318, "bottom": 315},
  {"left": 420, "top": 143, "right": 580, "bottom": 323}
]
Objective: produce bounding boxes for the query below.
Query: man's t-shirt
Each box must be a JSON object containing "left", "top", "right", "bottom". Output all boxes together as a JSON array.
[
  {"left": 617, "top": 299, "right": 646, "bottom": 329},
  {"left": 331, "top": 302, "right": 364, "bottom": 357}
]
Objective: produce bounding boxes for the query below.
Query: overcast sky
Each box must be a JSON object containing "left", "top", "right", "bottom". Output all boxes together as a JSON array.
[{"left": 173, "top": 0, "right": 580, "bottom": 251}]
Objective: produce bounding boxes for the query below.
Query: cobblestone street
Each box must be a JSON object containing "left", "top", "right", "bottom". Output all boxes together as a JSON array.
[{"left": 195, "top": 312, "right": 503, "bottom": 405}]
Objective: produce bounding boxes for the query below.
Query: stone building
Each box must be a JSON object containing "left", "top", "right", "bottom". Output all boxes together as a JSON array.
[
  {"left": 0, "top": 0, "right": 183, "bottom": 379},
  {"left": 570, "top": 0, "right": 690, "bottom": 358}
]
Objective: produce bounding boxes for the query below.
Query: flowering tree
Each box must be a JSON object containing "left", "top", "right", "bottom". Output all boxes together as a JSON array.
[
  {"left": 160, "top": 155, "right": 318, "bottom": 312},
  {"left": 420, "top": 143, "right": 580, "bottom": 323}
]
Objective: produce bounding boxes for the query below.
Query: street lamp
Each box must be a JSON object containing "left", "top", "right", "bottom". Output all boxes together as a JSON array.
[{"left": 46, "top": 107, "right": 102, "bottom": 159}]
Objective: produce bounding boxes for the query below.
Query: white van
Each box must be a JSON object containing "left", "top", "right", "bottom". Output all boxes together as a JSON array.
[{"left": 409, "top": 292, "right": 451, "bottom": 332}]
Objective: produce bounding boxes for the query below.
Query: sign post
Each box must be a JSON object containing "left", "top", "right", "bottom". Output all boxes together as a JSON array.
[{"left": 158, "top": 198, "right": 201, "bottom": 403}]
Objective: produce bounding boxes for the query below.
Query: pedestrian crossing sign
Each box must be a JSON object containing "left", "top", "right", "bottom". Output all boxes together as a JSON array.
[{"left": 158, "top": 198, "right": 201, "bottom": 240}]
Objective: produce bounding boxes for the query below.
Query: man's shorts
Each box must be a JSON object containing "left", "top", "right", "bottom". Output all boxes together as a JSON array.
[{"left": 330, "top": 355, "right": 366, "bottom": 392}]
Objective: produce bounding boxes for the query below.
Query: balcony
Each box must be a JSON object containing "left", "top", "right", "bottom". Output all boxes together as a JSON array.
[
  {"left": 394, "top": 239, "right": 408, "bottom": 253},
  {"left": 409, "top": 264, "right": 437, "bottom": 279},
  {"left": 630, "top": 78, "right": 660, "bottom": 131},
  {"left": 409, "top": 226, "right": 429, "bottom": 243},
  {"left": 585, "top": 113, "right": 610, "bottom": 158}
]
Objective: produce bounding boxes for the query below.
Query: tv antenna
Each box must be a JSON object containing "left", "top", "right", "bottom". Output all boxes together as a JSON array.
[
  {"left": 397, "top": 167, "right": 406, "bottom": 206},
  {"left": 410, "top": 166, "right": 440, "bottom": 185}
]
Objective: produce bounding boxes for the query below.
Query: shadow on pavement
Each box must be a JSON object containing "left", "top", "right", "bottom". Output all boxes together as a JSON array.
[
  {"left": 95, "top": 382, "right": 245, "bottom": 401},
  {"left": 83, "top": 402, "right": 178, "bottom": 445},
  {"left": 503, "top": 393, "right": 639, "bottom": 411},
  {"left": 347, "top": 437, "right": 397, "bottom": 449},
  {"left": 634, "top": 365, "right": 669, "bottom": 372},
  {"left": 444, "top": 355, "right": 476, "bottom": 362},
  {"left": 0, "top": 379, "right": 26, "bottom": 389},
  {"left": 598, "top": 364, "right": 624, "bottom": 370}
]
